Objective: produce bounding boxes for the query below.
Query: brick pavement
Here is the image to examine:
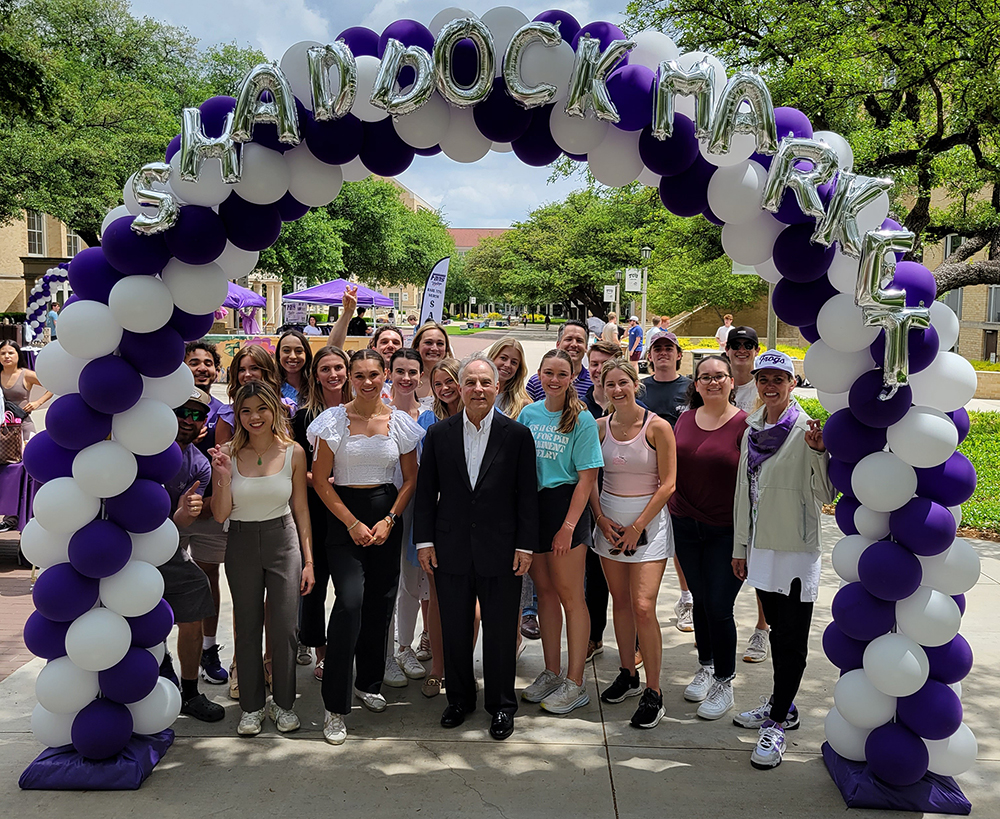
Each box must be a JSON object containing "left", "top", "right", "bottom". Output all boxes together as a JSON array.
[{"left": 0, "top": 532, "right": 34, "bottom": 682}]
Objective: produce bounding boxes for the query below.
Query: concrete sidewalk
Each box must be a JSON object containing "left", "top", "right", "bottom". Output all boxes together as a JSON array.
[{"left": 1, "top": 516, "right": 998, "bottom": 818}]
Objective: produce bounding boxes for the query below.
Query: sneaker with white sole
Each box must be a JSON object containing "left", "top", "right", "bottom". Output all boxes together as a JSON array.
[
  {"left": 199, "top": 643, "right": 229, "bottom": 684},
  {"left": 684, "top": 665, "right": 714, "bottom": 702},
  {"left": 601, "top": 667, "right": 641, "bottom": 703},
  {"left": 630, "top": 687, "right": 665, "bottom": 729},
  {"left": 267, "top": 699, "right": 301, "bottom": 733},
  {"left": 237, "top": 708, "right": 265, "bottom": 736},
  {"left": 696, "top": 678, "right": 735, "bottom": 720},
  {"left": 396, "top": 646, "right": 426, "bottom": 680},
  {"left": 751, "top": 721, "right": 786, "bottom": 769},
  {"left": 323, "top": 711, "right": 347, "bottom": 745},
  {"left": 733, "top": 696, "right": 800, "bottom": 730},
  {"left": 522, "top": 669, "right": 564, "bottom": 703},
  {"left": 383, "top": 655, "right": 408, "bottom": 688},
  {"left": 743, "top": 628, "right": 769, "bottom": 663},
  {"left": 674, "top": 599, "right": 694, "bottom": 632},
  {"left": 354, "top": 687, "right": 387, "bottom": 712},
  {"left": 416, "top": 631, "right": 432, "bottom": 661},
  {"left": 540, "top": 678, "right": 589, "bottom": 714}
]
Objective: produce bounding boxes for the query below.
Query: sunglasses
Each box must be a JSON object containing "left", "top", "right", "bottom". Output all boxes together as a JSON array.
[
  {"left": 727, "top": 340, "right": 758, "bottom": 351},
  {"left": 174, "top": 407, "right": 208, "bottom": 422}
]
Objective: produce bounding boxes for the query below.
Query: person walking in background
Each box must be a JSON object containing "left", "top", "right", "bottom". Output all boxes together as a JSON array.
[
  {"left": 587, "top": 312, "right": 606, "bottom": 345},
  {"left": 643, "top": 316, "right": 661, "bottom": 359},
  {"left": 601, "top": 312, "right": 620, "bottom": 346},
  {"left": 45, "top": 302, "right": 59, "bottom": 339},
  {"left": 627, "top": 316, "right": 643, "bottom": 362},
  {"left": 715, "top": 314, "right": 734, "bottom": 350}
]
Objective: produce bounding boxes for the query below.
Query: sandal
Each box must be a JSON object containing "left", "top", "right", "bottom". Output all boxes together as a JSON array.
[
  {"left": 314, "top": 660, "right": 324, "bottom": 681},
  {"left": 421, "top": 675, "right": 442, "bottom": 698},
  {"left": 263, "top": 659, "right": 273, "bottom": 690}
]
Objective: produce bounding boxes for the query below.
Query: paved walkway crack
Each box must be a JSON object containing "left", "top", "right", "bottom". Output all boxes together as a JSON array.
[{"left": 590, "top": 658, "right": 619, "bottom": 819}]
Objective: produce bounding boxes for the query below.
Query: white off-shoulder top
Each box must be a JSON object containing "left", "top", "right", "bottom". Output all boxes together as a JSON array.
[{"left": 307, "top": 405, "right": 424, "bottom": 486}]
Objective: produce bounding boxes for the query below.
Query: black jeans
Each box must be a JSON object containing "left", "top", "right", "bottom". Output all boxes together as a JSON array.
[
  {"left": 298, "top": 489, "right": 329, "bottom": 647},
  {"left": 672, "top": 516, "right": 744, "bottom": 681},
  {"left": 585, "top": 546, "right": 608, "bottom": 643},
  {"left": 756, "top": 578, "right": 812, "bottom": 723}
]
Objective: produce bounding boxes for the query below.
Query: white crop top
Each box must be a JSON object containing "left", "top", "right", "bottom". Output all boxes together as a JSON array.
[
  {"left": 229, "top": 444, "right": 293, "bottom": 522},
  {"left": 307, "top": 405, "right": 424, "bottom": 486}
]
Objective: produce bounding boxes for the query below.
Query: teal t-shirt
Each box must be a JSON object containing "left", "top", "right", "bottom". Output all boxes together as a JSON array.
[{"left": 517, "top": 403, "right": 604, "bottom": 490}]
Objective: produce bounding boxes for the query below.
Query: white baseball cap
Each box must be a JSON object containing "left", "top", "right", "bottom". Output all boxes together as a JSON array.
[{"left": 751, "top": 350, "right": 796, "bottom": 377}]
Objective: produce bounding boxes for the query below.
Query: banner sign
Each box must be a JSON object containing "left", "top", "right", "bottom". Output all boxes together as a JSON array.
[{"left": 419, "top": 257, "right": 450, "bottom": 325}]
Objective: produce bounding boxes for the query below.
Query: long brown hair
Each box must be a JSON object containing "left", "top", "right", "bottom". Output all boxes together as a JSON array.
[
  {"left": 306, "top": 347, "right": 351, "bottom": 422},
  {"left": 539, "top": 349, "right": 585, "bottom": 434},
  {"left": 411, "top": 321, "right": 453, "bottom": 359},
  {"left": 429, "top": 358, "right": 462, "bottom": 419},
  {"left": 227, "top": 343, "right": 282, "bottom": 403},
  {"left": 276, "top": 329, "right": 313, "bottom": 408},
  {"left": 229, "top": 381, "right": 293, "bottom": 454},
  {"left": 487, "top": 336, "right": 530, "bottom": 418}
]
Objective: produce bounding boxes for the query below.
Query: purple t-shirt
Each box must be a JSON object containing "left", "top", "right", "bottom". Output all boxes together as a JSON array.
[
  {"left": 669, "top": 409, "right": 747, "bottom": 527},
  {"left": 165, "top": 444, "right": 211, "bottom": 513}
]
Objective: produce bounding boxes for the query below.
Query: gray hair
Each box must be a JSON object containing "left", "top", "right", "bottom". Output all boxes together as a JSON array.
[{"left": 459, "top": 352, "right": 500, "bottom": 385}]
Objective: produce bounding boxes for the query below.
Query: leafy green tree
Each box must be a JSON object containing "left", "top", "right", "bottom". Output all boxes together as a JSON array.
[
  {"left": 444, "top": 253, "right": 473, "bottom": 309},
  {"left": 256, "top": 209, "right": 346, "bottom": 291}
]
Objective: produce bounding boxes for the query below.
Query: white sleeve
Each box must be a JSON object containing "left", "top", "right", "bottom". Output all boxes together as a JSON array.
[{"left": 307, "top": 405, "right": 347, "bottom": 450}]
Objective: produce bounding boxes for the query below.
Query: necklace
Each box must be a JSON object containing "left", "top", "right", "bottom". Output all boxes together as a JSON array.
[
  {"left": 250, "top": 440, "right": 274, "bottom": 466},
  {"left": 354, "top": 402, "right": 388, "bottom": 421}
]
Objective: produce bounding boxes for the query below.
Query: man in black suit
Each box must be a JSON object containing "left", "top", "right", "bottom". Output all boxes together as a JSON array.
[{"left": 415, "top": 354, "right": 538, "bottom": 740}]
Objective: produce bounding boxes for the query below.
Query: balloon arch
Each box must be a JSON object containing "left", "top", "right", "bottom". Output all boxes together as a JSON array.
[{"left": 19, "top": 5, "right": 979, "bottom": 805}]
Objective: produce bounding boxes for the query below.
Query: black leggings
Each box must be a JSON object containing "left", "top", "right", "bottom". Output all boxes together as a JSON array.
[
  {"left": 756, "top": 578, "right": 812, "bottom": 723},
  {"left": 298, "top": 489, "right": 329, "bottom": 647}
]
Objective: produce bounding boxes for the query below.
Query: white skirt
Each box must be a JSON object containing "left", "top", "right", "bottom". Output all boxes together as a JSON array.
[{"left": 592, "top": 491, "right": 673, "bottom": 563}]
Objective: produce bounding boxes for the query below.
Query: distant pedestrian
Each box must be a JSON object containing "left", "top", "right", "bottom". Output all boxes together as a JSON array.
[
  {"left": 45, "top": 302, "right": 59, "bottom": 339},
  {"left": 602, "top": 313, "right": 620, "bottom": 345},
  {"left": 715, "top": 315, "right": 734, "bottom": 350},
  {"left": 627, "top": 316, "right": 643, "bottom": 362},
  {"left": 544, "top": 314, "right": 551, "bottom": 331}
]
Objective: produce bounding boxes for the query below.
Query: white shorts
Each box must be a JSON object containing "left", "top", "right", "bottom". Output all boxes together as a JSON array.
[{"left": 592, "top": 491, "right": 673, "bottom": 563}]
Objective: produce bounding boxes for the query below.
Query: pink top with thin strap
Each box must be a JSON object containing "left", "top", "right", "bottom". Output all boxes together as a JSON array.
[{"left": 601, "top": 410, "right": 660, "bottom": 496}]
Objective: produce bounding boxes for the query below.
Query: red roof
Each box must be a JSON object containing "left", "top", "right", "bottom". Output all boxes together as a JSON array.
[{"left": 448, "top": 227, "right": 511, "bottom": 251}]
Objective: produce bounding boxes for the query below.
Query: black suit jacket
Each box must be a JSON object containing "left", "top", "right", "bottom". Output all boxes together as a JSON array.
[{"left": 413, "top": 411, "right": 538, "bottom": 577}]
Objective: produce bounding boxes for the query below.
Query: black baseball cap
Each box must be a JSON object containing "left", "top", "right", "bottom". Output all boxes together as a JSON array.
[{"left": 727, "top": 326, "right": 759, "bottom": 347}]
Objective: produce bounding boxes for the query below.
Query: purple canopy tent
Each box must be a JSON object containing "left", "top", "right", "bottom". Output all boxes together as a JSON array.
[
  {"left": 282, "top": 278, "right": 394, "bottom": 307},
  {"left": 221, "top": 281, "right": 266, "bottom": 334}
]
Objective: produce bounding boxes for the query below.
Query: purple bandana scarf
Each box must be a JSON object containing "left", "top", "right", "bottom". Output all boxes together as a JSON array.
[{"left": 747, "top": 401, "right": 800, "bottom": 509}]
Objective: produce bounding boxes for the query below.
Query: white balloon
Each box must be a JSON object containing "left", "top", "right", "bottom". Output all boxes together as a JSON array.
[
  {"left": 863, "top": 632, "right": 929, "bottom": 697},
  {"left": 721, "top": 211, "right": 785, "bottom": 266},
  {"left": 855, "top": 505, "right": 891, "bottom": 540},
  {"left": 441, "top": 105, "right": 492, "bottom": 163},
  {"left": 147, "top": 641, "right": 166, "bottom": 665},
  {"left": 285, "top": 144, "right": 344, "bottom": 207},
  {"left": 141, "top": 364, "right": 196, "bottom": 409},
  {"left": 677, "top": 51, "right": 727, "bottom": 89},
  {"left": 279, "top": 40, "right": 323, "bottom": 109},
  {"left": 35, "top": 656, "right": 100, "bottom": 714},
  {"left": 353, "top": 55, "right": 389, "bottom": 122},
  {"left": 72, "top": 441, "right": 138, "bottom": 499},
  {"left": 168, "top": 153, "right": 231, "bottom": 209},
  {"left": 817, "top": 388, "right": 850, "bottom": 414},
  {"left": 700, "top": 131, "right": 756, "bottom": 167},
  {"left": 481, "top": 7, "right": 529, "bottom": 76},
  {"left": 549, "top": 105, "right": 610, "bottom": 155},
  {"left": 130, "top": 519, "right": 179, "bottom": 567},
  {"left": 56, "top": 300, "right": 123, "bottom": 360},
  {"left": 629, "top": 30, "right": 680, "bottom": 71},
  {"left": 887, "top": 406, "right": 958, "bottom": 468},
  {"left": 831, "top": 534, "right": 873, "bottom": 583},
  {"left": 908, "top": 352, "right": 977, "bottom": 413},
  {"left": 812, "top": 130, "right": 854, "bottom": 172},
  {"left": 34, "top": 342, "right": 87, "bottom": 396},
  {"left": 827, "top": 250, "right": 861, "bottom": 294},
  {"left": 393, "top": 92, "right": 451, "bottom": 149},
  {"left": 589, "top": 127, "right": 643, "bottom": 187},
  {"left": 341, "top": 155, "right": 371, "bottom": 182},
  {"left": 32, "top": 703, "right": 76, "bottom": 748},
  {"left": 491, "top": 141, "right": 513, "bottom": 153},
  {"left": 852, "top": 451, "right": 917, "bottom": 513},
  {"left": 101, "top": 205, "right": 133, "bottom": 238},
  {"left": 754, "top": 257, "right": 783, "bottom": 285},
  {"left": 896, "top": 586, "right": 962, "bottom": 648},
  {"left": 803, "top": 341, "right": 874, "bottom": 394},
  {"left": 112, "top": 398, "right": 178, "bottom": 456},
  {"left": 949, "top": 504, "right": 963, "bottom": 527},
  {"left": 100, "top": 560, "right": 165, "bottom": 618},
  {"left": 231, "top": 143, "right": 289, "bottom": 205},
  {"left": 162, "top": 259, "right": 228, "bottom": 315},
  {"left": 825, "top": 706, "right": 871, "bottom": 762},
  {"left": 123, "top": 172, "right": 168, "bottom": 216},
  {"left": 108, "top": 275, "right": 174, "bottom": 333},
  {"left": 929, "top": 300, "right": 959, "bottom": 351},
  {"left": 917, "top": 539, "right": 980, "bottom": 596},
  {"left": 949, "top": 681, "right": 962, "bottom": 699},
  {"left": 127, "top": 676, "right": 182, "bottom": 735},
  {"left": 637, "top": 166, "right": 660, "bottom": 188},
  {"left": 19, "top": 519, "right": 71, "bottom": 568},
  {"left": 65, "top": 607, "right": 131, "bottom": 672},
  {"left": 215, "top": 241, "right": 259, "bottom": 280},
  {"left": 856, "top": 190, "right": 890, "bottom": 234},
  {"left": 32, "top": 478, "right": 101, "bottom": 534},
  {"left": 816, "top": 293, "right": 881, "bottom": 352},
  {"left": 520, "top": 39, "right": 575, "bottom": 103},
  {"left": 834, "top": 669, "right": 897, "bottom": 729},
  {"left": 707, "top": 161, "right": 767, "bottom": 225},
  {"left": 429, "top": 7, "right": 476, "bottom": 34},
  {"left": 925, "top": 723, "right": 978, "bottom": 776}
]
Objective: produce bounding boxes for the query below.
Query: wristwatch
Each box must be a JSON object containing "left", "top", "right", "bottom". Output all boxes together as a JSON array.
[{"left": 385, "top": 512, "right": 400, "bottom": 526}]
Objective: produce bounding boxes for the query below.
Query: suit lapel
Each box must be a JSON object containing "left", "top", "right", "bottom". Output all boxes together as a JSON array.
[
  {"left": 473, "top": 415, "right": 508, "bottom": 491},
  {"left": 447, "top": 415, "right": 474, "bottom": 493}
]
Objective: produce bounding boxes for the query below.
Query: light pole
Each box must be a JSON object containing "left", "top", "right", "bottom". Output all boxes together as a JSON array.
[
  {"left": 614, "top": 269, "right": 622, "bottom": 319},
  {"left": 640, "top": 245, "right": 652, "bottom": 328}
]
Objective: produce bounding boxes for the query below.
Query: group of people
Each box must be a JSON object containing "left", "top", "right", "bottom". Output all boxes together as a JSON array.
[{"left": 150, "top": 310, "right": 831, "bottom": 772}]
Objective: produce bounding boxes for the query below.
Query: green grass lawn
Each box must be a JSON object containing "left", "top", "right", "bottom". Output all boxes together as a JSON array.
[{"left": 444, "top": 325, "right": 501, "bottom": 336}]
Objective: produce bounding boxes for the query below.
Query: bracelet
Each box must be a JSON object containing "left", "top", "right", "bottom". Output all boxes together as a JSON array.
[
  {"left": 595, "top": 514, "right": 605, "bottom": 526},
  {"left": 304, "top": 561, "right": 314, "bottom": 566},
  {"left": 631, "top": 524, "right": 642, "bottom": 535},
  {"left": 347, "top": 520, "right": 360, "bottom": 531},
  {"left": 384, "top": 515, "right": 394, "bottom": 527},
  {"left": 218, "top": 479, "right": 231, "bottom": 487},
  {"left": 562, "top": 520, "right": 576, "bottom": 530}
]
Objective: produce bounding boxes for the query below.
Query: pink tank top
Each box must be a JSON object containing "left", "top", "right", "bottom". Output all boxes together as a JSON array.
[{"left": 601, "top": 410, "right": 660, "bottom": 496}]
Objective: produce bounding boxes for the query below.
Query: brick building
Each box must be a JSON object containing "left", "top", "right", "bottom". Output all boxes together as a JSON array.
[{"left": 0, "top": 211, "right": 84, "bottom": 313}]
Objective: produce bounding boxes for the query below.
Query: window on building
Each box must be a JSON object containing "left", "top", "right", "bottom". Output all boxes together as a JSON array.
[
  {"left": 26, "top": 211, "right": 45, "bottom": 255},
  {"left": 66, "top": 230, "right": 82, "bottom": 257},
  {"left": 988, "top": 286, "right": 1000, "bottom": 323},
  {"left": 401, "top": 291, "right": 409, "bottom": 303},
  {"left": 941, "top": 288, "right": 963, "bottom": 321},
  {"left": 944, "top": 234, "right": 965, "bottom": 259},
  {"left": 390, "top": 293, "right": 400, "bottom": 310}
]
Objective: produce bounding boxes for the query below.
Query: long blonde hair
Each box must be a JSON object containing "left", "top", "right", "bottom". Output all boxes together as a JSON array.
[
  {"left": 487, "top": 336, "right": 530, "bottom": 418},
  {"left": 227, "top": 343, "right": 283, "bottom": 403},
  {"left": 229, "top": 382, "right": 293, "bottom": 454},
  {"left": 430, "top": 358, "right": 462, "bottom": 419},
  {"left": 539, "top": 349, "right": 586, "bottom": 434}
]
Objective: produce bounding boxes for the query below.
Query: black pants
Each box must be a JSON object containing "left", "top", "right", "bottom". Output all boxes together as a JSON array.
[
  {"left": 756, "top": 578, "right": 812, "bottom": 723},
  {"left": 298, "top": 489, "right": 329, "bottom": 647},
  {"left": 673, "top": 516, "right": 744, "bottom": 680},
  {"left": 585, "top": 546, "right": 608, "bottom": 643},
  {"left": 322, "top": 484, "right": 402, "bottom": 715}
]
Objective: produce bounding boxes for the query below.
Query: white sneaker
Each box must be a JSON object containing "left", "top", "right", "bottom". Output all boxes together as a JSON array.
[
  {"left": 383, "top": 655, "right": 408, "bottom": 688},
  {"left": 743, "top": 628, "right": 769, "bottom": 663},
  {"left": 266, "top": 698, "right": 301, "bottom": 733},
  {"left": 674, "top": 599, "right": 694, "bottom": 632},
  {"left": 416, "top": 631, "right": 432, "bottom": 661},
  {"left": 323, "top": 711, "right": 347, "bottom": 745},
  {"left": 751, "top": 722, "right": 786, "bottom": 769},
  {"left": 540, "top": 678, "right": 590, "bottom": 715},
  {"left": 237, "top": 708, "right": 265, "bottom": 736},
  {"left": 684, "top": 665, "right": 714, "bottom": 702},
  {"left": 396, "top": 646, "right": 426, "bottom": 680},
  {"left": 354, "top": 687, "right": 387, "bottom": 712},
  {"left": 521, "top": 669, "right": 564, "bottom": 703},
  {"left": 697, "top": 679, "right": 734, "bottom": 720}
]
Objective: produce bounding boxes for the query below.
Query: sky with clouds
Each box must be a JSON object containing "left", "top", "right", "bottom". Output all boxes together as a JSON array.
[{"left": 126, "top": 1, "right": 633, "bottom": 227}]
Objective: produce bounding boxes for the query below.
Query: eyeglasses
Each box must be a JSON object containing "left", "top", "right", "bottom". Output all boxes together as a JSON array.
[
  {"left": 696, "top": 373, "right": 731, "bottom": 384},
  {"left": 174, "top": 407, "right": 208, "bottom": 422},
  {"left": 727, "top": 340, "right": 757, "bottom": 351}
]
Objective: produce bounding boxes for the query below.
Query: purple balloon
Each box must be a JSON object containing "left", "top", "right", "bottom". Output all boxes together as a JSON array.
[
  {"left": 164, "top": 206, "right": 227, "bottom": 265},
  {"left": 67, "top": 247, "right": 125, "bottom": 304},
  {"left": 165, "top": 134, "right": 181, "bottom": 163},
  {"left": 304, "top": 111, "right": 364, "bottom": 166},
  {"left": 800, "top": 322, "right": 821, "bottom": 343},
  {"left": 22, "top": 432, "right": 76, "bottom": 484},
  {"left": 337, "top": 26, "right": 380, "bottom": 58},
  {"left": 659, "top": 155, "right": 715, "bottom": 217},
  {"left": 23, "top": 610, "right": 71, "bottom": 660},
  {"left": 823, "top": 408, "right": 888, "bottom": 464},
  {"left": 127, "top": 599, "right": 175, "bottom": 648},
  {"left": 897, "top": 680, "right": 963, "bottom": 740},
  {"left": 360, "top": 118, "right": 415, "bottom": 177},
  {"left": 414, "top": 144, "right": 442, "bottom": 157},
  {"left": 834, "top": 496, "right": 861, "bottom": 535},
  {"left": 607, "top": 64, "right": 655, "bottom": 132},
  {"left": 773, "top": 181, "right": 833, "bottom": 226},
  {"left": 44, "top": 394, "right": 112, "bottom": 450},
  {"left": 772, "top": 223, "right": 836, "bottom": 282},
  {"left": 105, "top": 480, "right": 171, "bottom": 534},
  {"left": 827, "top": 458, "right": 855, "bottom": 495},
  {"left": 641, "top": 116, "right": 700, "bottom": 177},
  {"left": 925, "top": 634, "right": 973, "bottom": 684},
  {"left": 822, "top": 621, "right": 867, "bottom": 671},
  {"left": 451, "top": 38, "right": 479, "bottom": 87},
  {"left": 474, "top": 77, "right": 533, "bottom": 143},
  {"left": 99, "top": 647, "right": 160, "bottom": 704},
  {"left": 136, "top": 442, "right": 184, "bottom": 484},
  {"left": 865, "top": 723, "right": 929, "bottom": 787},
  {"left": 889, "top": 261, "right": 937, "bottom": 308},
  {"left": 869, "top": 324, "right": 940, "bottom": 375},
  {"left": 889, "top": 497, "right": 957, "bottom": 556},
  {"left": 64, "top": 295, "right": 80, "bottom": 307},
  {"left": 831, "top": 582, "right": 896, "bottom": 641},
  {"left": 251, "top": 98, "right": 303, "bottom": 154},
  {"left": 770, "top": 275, "right": 837, "bottom": 327},
  {"left": 100, "top": 216, "right": 171, "bottom": 277},
  {"left": 218, "top": 193, "right": 282, "bottom": 252},
  {"left": 68, "top": 520, "right": 133, "bottom": 579},
  {"left": 79, "top": 355, "right": 144, "bottom": 415},
  {"left": 199, "top": 96, "right": 237, "bottom": 138},
  {"left": 119, "top": 325, "right": 185, "bottom": 378},
  {"left": 512, "top": 105, "right": 562, "bottom": 167},
  {"left": 702, "top": 205, "right": 724, "bottom": 226},
  {"left": 378, "top": 19, "right": 434, "bottom": 56},
  {"left": 276, "top": 191, "right": 310, "bottom": 223},
  {"left": 848, "top": 369, "right": 912, "bottom": 428},
  {"left": 169, "top": 307, "right": 216, "bottom": 342},
  {"left": 953, "top": 593, "right": 966, "bottom": 615},
  {"left": 857, "top": 540, "right": 923, "bottom": 601},
  {"left": 571, "top": 21, "right": 628, "bottom": 54},
  {"left": 774, "top": 107, "right": 813, "bottom": 140},
  {"left": 915, "top": 452, "right": 976, "bottom": 507},
  {"left": 534, "top": 10, "right": 581, "bottom": 43},
  {"left": 947, "top": 408, "right": 970, "bottom": 444},
  {"left": 72, "top": 698, "right": 133, "bottom": 760},
  {"left": 750, "top": 150, "right": 773, "bottom": 171},
  {"left": 32, "top": 563, "right": 100, "bottom": 622}
]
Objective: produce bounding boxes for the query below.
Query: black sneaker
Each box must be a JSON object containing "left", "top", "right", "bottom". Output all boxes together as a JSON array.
[
  {"left": 159, "top": 652, "right": 179, "bottom": 688},
  {"left": 200, "top": 644, "right": 229, "bottom": 685},
  {"left": 180, "top": 692, "right": 225, "bottom": 722},
  {"left": 601, "top": 667, "right": 641, "bottom": 703},
  {"left": 630, "top": 688, "right": 665, "bottom": 729}
]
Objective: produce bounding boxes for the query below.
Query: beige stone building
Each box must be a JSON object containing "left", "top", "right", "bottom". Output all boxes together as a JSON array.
[{"left": 0, "top": 211, "right": 84, "bottom": 313}]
